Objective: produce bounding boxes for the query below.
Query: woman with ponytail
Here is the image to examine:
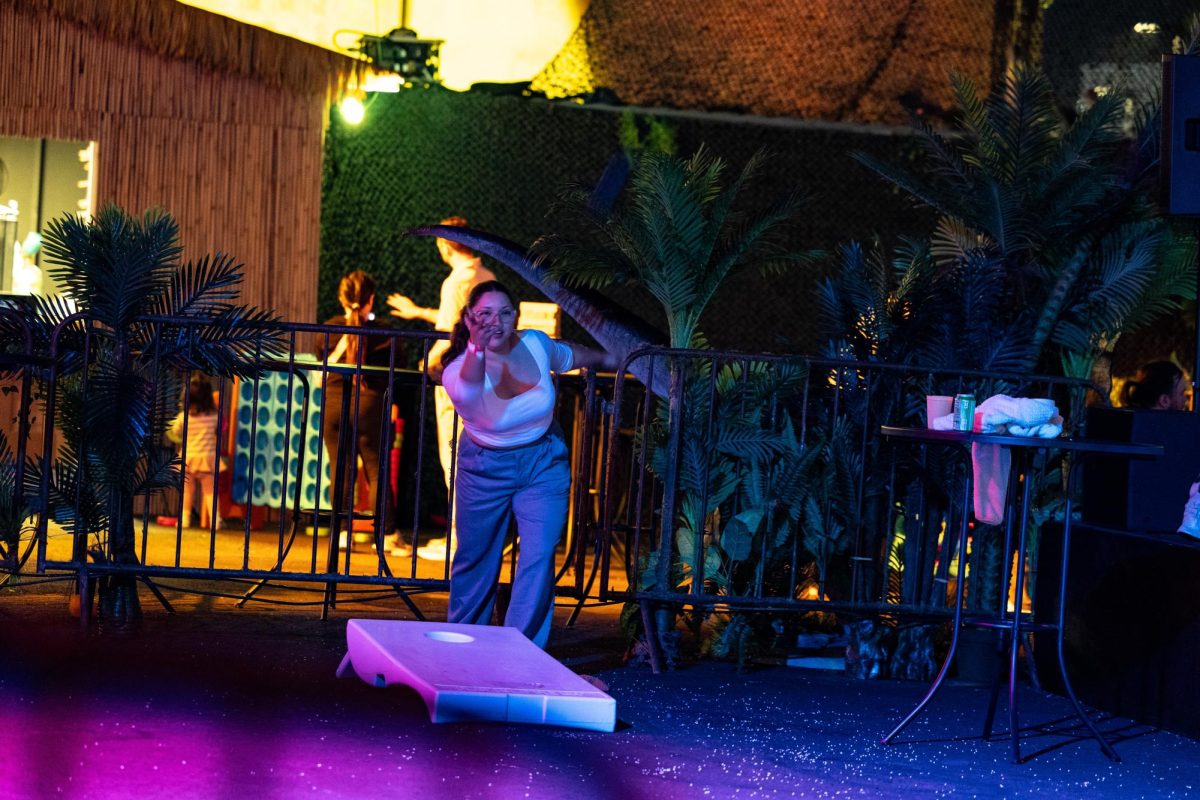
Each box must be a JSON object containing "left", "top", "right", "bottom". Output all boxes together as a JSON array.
[
  {"left": 440, "top": 280, "right": 616, "bottom": 648},
  {"left": 319, "top": 270, "right": 403, "bottom": 549}
]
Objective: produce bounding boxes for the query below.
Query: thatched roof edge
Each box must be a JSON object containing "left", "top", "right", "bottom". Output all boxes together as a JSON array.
[{"left": 13, "top": 0, "right": 366, "bottom": 97}]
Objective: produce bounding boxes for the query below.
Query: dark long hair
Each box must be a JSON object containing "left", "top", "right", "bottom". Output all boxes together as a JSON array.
[
  {"left": 337, "top": 270, "right": 376, "bottom": 365},
  {"left": 1121, "top": 361, "right": 1183, "bottom": 409},
  {"left": 439, "top": 280, "right": 514, "bottom": 371},
  {"left": 188, "top": 375, "right": 216, "bottom": 415}
]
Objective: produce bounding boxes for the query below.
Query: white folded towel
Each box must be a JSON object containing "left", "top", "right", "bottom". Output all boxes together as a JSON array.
[
  {"left": 931, "top": 396, "right": 1061, "bottom": 437},
  {"left": 975, "top": 395, "right": 1059, "bottom": 435},
  {"left": 922, "top": 395, "right": 1062, "bottom": 524},
  {"left": 971, "top": 396, "right": 1061, "bottom": 525},
  {"left": 1006, "top": 415, "right": 1063, "bottom": 438}
]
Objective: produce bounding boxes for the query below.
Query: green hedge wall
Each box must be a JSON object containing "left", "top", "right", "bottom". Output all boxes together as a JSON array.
[{"left": 320, "top": 86, "right": 935, "bottom": 355}]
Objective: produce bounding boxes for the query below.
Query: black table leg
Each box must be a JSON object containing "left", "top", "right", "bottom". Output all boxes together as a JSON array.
[
  {"left": 1007, "top": 456, "right": 1034, "bottom": 763},
  {"left": 882, "top": 473, "right": 973, "bottom": 746},
  {"left": 1055, "top": 482, "right": 1121, "bottom": 762}
]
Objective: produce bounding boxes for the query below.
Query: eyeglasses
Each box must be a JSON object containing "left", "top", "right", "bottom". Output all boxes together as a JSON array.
[{"left": 473, "top": 308, "right": 517, "bottom": 324}]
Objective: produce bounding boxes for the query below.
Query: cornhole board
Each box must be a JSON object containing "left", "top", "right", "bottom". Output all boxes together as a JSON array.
[{"left": 337, "top": 619, "right": 616, "bottom": 732}]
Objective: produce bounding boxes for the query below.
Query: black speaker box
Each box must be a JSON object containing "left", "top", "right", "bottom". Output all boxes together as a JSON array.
[
  {"left": 1161, "top": 55, "right": 1200, "bottom": 216},
  {"left": 1083, "top": 407, "right": 1200, "bottom": 532},
  {"left": 1034, "top": 522, "right": 1200, "bottom": 740}
]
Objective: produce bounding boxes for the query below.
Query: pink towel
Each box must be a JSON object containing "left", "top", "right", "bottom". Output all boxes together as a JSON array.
[
  {"left": 971, "top": 442, "right": 1010, "bottom": 525},
  {"left": 969, "top": 396, "right": 1061, "bottom": 525}
]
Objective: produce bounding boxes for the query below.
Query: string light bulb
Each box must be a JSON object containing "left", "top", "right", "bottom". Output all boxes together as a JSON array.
[{"left": 340, "top": 94, "right": 366, "bottom": 125}]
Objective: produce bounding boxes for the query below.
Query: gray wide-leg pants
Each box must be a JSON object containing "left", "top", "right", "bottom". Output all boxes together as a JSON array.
[{"left": 447, "top": 429, "right": 569, "bottom": 648}]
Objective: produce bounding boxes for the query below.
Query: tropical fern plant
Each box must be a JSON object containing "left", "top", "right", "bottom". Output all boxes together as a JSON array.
[
  {"left": 535, "top": 146, "right": 822, "bottom": 350},
  {"left": 639, "top": 360, "right": 805, "bottom": 593},
  {"left": 534, "top": 148, "right": 830, "bottom": 662},
  {"left": 815, "top": 67, "right": 1195, "bottom": 674},
  {"left": 849, "top": 67, "right": 1196, "bottom": 379},
  {"left": 0, "top": 429, "right": 33, "bottom": 578},
  {"left": 29, "top": 205, "right": 285, "bottom": 628}
]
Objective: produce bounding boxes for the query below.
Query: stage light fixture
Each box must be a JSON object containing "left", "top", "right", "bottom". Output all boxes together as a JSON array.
[{"left": 354, "top": 28, "right": 443, "bottom": 83}]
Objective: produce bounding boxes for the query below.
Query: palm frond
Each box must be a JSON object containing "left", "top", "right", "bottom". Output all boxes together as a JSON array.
[
  {"left": 701, "top": 187, "right": 808, "bottom": 308},
  {"left": 42, "top": 207, "right": 181, "bottom": 330},
  {"left": 533, "top": 233, "right": 634, "bottom": 290},
  {"left": 714, "top": 424, "right": 792, "bottom": 463},
  {"left": 987, "top": 68, "right": 1060, "bottom": 186},
  {"left": 930, "top": 217, "right": 989, "bottom": 264},
  {"left": 696, "top": 149, "right": 765, "bottom": 267},
  {"left": 25, "top": 448, "right": 108, "bottom": 534},
  {"left": 975, "top": 328, "right": 1036, "bottom": 373},
  {"left": 155, "top": 252, "right": 244, "bottom": 318},
  {"left": 973, "top": 178, "right": 1023, "bottom": 255},
  {"left": 1052, "top": 222, "right": 1170, "bottom": 351},
  {"left": 82, "top": 359, "right": 157, "bottom": 480},
  {"left": 908, "top": 109, "right": 975, "bottom": 190},
  {"left": 133, "top": 448, "right": 183, "bottom": 494},
  {"left": 1119, "top": 230, "right": 1197, "bottom": 331},
  {"left": 26, "top": 295, "right": 89, "bottom": 371},
  {"left": 172, "top": 308, "right": 285, "bottom": 378},
  {"left": 951, "top": 72, "right": 1005, "bottom": 176},
  {"left": 1040, "top": 90, "right": 1126, "bottom": 191},
  {"left": 852, "top": 152, "right": 960, "bottom": 218}
]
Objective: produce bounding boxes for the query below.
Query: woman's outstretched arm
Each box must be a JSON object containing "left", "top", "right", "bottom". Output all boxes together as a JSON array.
[{"left": 568, "top": 342, "right": 619, "bottom": 372}]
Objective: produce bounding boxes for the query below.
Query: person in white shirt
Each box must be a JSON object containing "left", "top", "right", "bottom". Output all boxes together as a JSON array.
[
  {"left": 386, "top": 217, "right": 496, "bottom": 560},
  {"left": 440, "top": 280, "right": 615, "bottom": 647},
  {"left": 386, "top": 216, "right": 496, "bottom": 486}
]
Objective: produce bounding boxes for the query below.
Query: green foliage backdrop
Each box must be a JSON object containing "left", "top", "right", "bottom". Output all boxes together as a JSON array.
[{"left": 319, "top": 87, "right": 936, "bottom": 354}]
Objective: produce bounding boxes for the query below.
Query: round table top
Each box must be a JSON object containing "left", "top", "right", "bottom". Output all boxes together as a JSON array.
[{"left": 879, "top": 425, "right": 1163, "bottom": 458}]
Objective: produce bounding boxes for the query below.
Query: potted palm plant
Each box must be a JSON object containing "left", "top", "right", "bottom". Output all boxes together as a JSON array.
[
  {"left": 532, "top": 147, "right": 826, "bottom": 666},
  {"left": 824, "top": 66, "right": 1196, "bottom": 678},
  {"left": 414, "top": 147, "right": 823, "bottom": 667},
  {"left": 30, "top": 205, "right": 284, "bottom": 629}
]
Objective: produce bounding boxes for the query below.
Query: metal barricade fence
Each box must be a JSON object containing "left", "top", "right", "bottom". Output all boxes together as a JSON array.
[
  {"left": 597, "top": 346, "right": 1089, "bottom": 666},
  {"left": 13, "top": 314, "right": 610, "bottom": 620},
  {"left": 4, "top": 314, "right": 1090, "bottom": 635},
  {"left": 0, "top": 304, "right": 46, "bottom": 588}
]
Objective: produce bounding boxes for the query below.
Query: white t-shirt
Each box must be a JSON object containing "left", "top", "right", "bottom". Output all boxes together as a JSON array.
[
  {"left": 427, "top": 252, "right": 496, "bottom": 368},
  {"left": 435, "top": 254, "right": 497, "bottom": 332},
  {"left": 442, "top": 330, "right": 574, "bottom": 448}
]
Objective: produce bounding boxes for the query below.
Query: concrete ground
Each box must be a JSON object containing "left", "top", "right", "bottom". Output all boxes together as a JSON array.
[{"left": 1, "top": 579, "right": 1199, "bottom": 799}]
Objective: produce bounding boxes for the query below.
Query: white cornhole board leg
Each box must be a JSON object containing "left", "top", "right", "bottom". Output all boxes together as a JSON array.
[{"left": 338, "top": 619, "right": 616, "bottom": 732}]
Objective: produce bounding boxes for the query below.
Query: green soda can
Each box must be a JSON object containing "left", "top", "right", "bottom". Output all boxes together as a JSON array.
[{"left": 953, "top": 393, "right": 976, "bottom": 431}]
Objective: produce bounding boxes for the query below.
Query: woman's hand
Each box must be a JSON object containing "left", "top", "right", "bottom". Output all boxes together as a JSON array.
[
  {"left": 464, "top": 308, "right": 500, "bottom": 349},
  {"left": 386, "top": 293, "right": 419, "bottom": 318},
  {"left": 388, "top": 293, "right": 440, "bottom": 325}
]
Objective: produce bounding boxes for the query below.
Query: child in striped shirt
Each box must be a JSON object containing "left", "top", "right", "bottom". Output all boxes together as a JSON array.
[{"left": 169, "top": 376, "right": 221, "bottom": 529}]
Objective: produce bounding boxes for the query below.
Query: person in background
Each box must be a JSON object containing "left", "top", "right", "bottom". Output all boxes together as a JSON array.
[
  {"left": 169, "top": 375, "right": 221, "bottom": 530},
  {"left": 440, "top": 280, "right": 616, "bottom": 648},
  {"left": 1121, "top": 361, "right": 1190, "bottom": 411},
  {"left": 1120, "top": 361, "right": 1198, "bottom": 537},
  {"left": 320, "top": 270, "right": 404, "bottom": 552},
  {"left": 386, "top": 216, "right": 496, "bottom": 560}
]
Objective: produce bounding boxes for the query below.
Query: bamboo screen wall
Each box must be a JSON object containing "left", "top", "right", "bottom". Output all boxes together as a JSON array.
[{"left": 0, "top": 1, "right": 358, "bottom": 323}]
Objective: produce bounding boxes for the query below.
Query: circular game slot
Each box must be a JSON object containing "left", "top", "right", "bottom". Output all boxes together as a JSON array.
[{"left": 424, "top": 631, "right": 475, "bottom": 644}]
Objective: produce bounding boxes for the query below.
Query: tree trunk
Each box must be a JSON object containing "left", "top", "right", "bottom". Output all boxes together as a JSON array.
[
  {"left": 98, "top": 487, "right": 143, "bottom": 632},
  {"left": 411, "top": 225, "right": 670, "bottom": 396}
]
